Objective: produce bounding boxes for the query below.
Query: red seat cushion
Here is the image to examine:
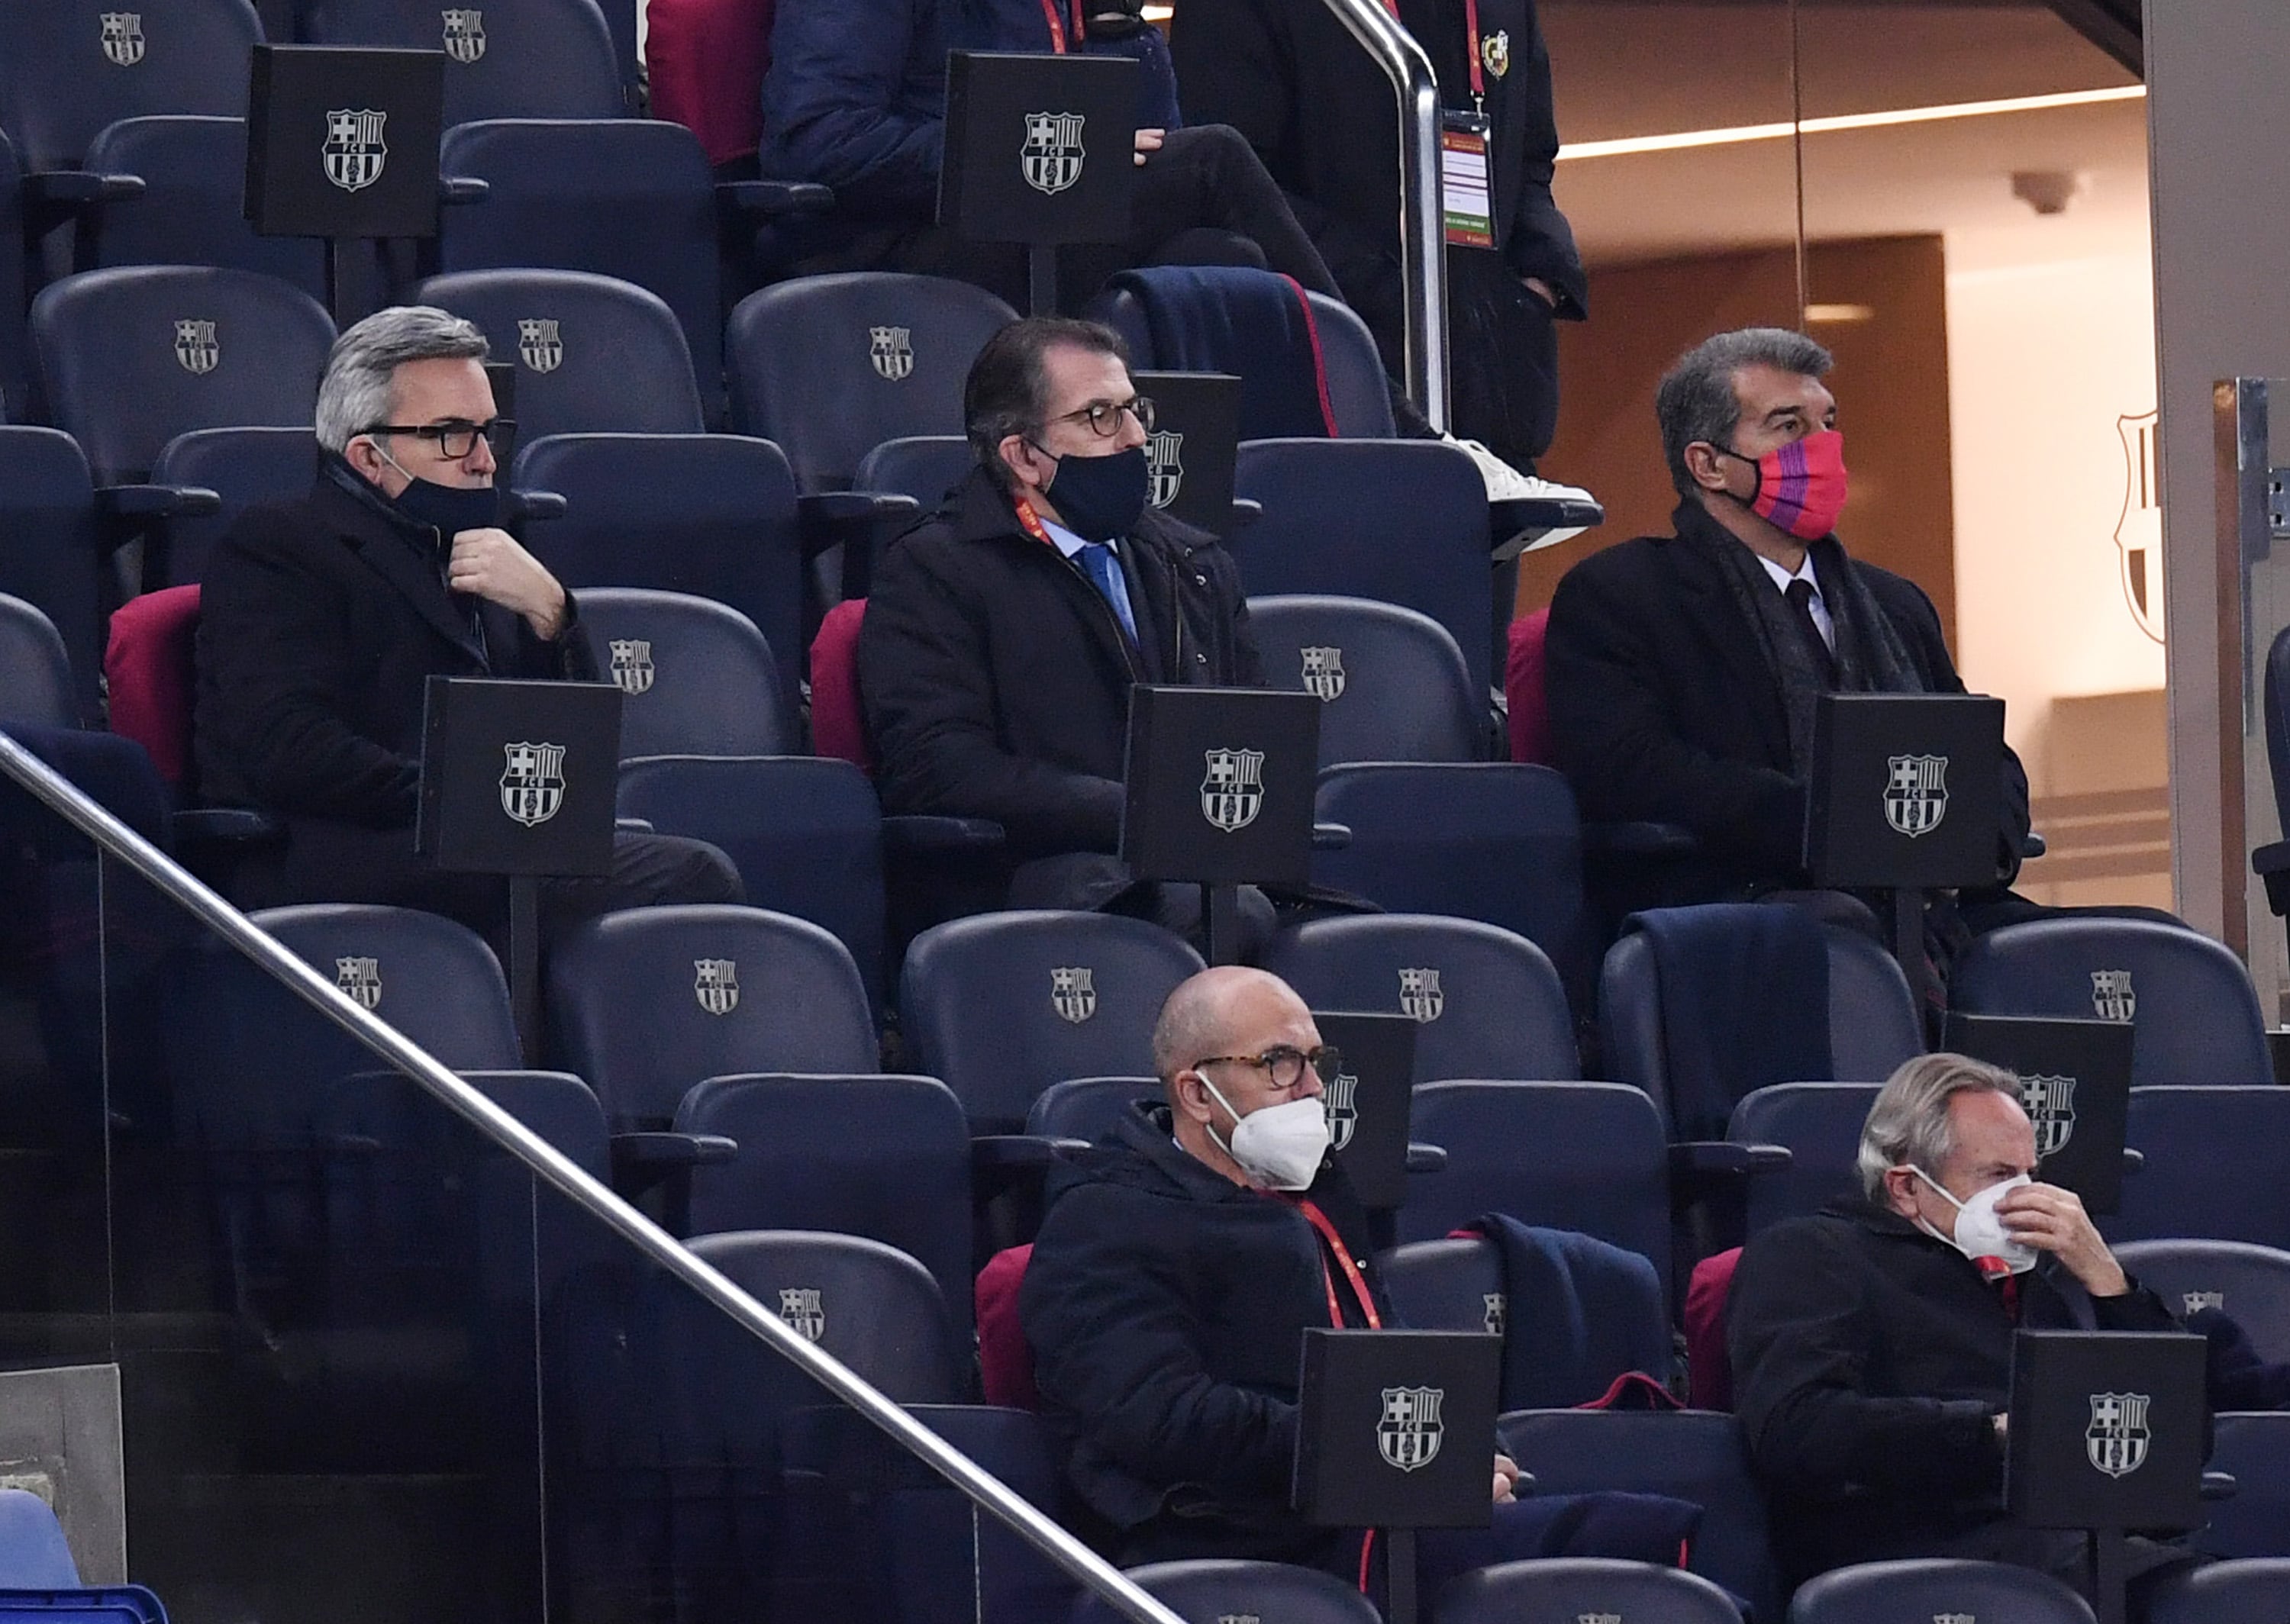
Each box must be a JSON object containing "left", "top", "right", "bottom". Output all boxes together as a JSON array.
[
  {"left": 808, "top": 598, "right": 871, "bottom": 772},
  {"left": 645, "top": 0, "right": 775, "bottom": 168},
  {"left": 975, "top": 1243, "right": 1037, "bottom": 1411},
  {"left": 1506, "top": 606, "right": 1553, "bottom": 766},
  {"left": 1684, "top": 1245, "right": 1742, "bottom": 1412},
  {"left": 105, "top": 585, "right": 202, "bottom": 789}
]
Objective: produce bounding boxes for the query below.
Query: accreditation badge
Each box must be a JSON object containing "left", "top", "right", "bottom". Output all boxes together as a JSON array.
[{"left": 1440, "top": 109, "right": 1495, "bottom": 250}]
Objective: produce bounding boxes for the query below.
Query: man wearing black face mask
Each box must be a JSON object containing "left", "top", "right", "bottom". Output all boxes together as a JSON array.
[
  {"left": 857, "top": 316, "right": 1269, "bottom": 942},
  {"left": 195, "top": 305, "right": 740, "bottom": 939}
]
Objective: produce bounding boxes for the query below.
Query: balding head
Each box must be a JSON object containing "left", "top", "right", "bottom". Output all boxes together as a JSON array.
[
  {"left": 1154, "top": 968, "right": 1326, "bottom": 1186},
  {"left": 1152, "top": 966, "right": 1285, "bottom": 1091}
]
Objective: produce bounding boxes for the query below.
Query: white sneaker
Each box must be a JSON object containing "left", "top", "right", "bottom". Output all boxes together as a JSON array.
[{"left": 1441, "top": 435, "right": 1603, "bottom": 556}]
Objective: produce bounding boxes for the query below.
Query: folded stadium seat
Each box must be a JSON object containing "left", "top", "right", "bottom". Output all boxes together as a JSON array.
[
  {"left": 898, "top": 910, "right": 1206, "bottom": 1133},
  {"left": 540, "top": 1226, "right": 963, "bottom": 1624},
  {"left": 1433, "top": 1560, "right": 1745, "bottom": 1624},
  {"left": 77, "top": 117, "right": 327, "bottom": 299},
  {"left": 0, "top": 428, "right": 128, "bottom": 717},
  {"left": 1493, "top": 1411, "right": 1780, "bottom": 1623},
  {"left": 436, "top": 120, "right": 739, "bottom": 423},
  {"left": 1725, "top": 1083, "right": 1882, "bottom": 1236},
  {"left": 1376, "top": 1228, "right": 1672, "bottom": 1410},
  {"left": 614, "top": 756, "right": 889, "bottom": 1017},
  {"left": 29, "top": 266, "right": 334, "bottom": 483},
  {"left": 1399, "top": 1082, "right": 1672, "bottom": 1281},
  {"left": 301, "top": 0, "right": 626, "bottom": 122},
  {"left": 2152, "top": 1558, "right": 2290, "bottom": 1622},
  {"left": 0, "top": 132, "right": 26, "bottom": 420},
  {"left": 508, "top": 433, "right": 806, "bottom": 733},
  {"left": 0, "top": 594, "right": 79, "bottom": 728},
  {"left": 1247, "top": 595, "right": 1482, "bottom": 767},
  {"left": 1024, "top": 1076, "right": 1160, "bottom": 1142},
  {"left": 1260, "top": 914, "right": 1579, "bottom": 1084},
  {"left": 411, "top": 269, "right": 705, "bottom": 441},
  {"left": 2114, "top": 1088, "right": 2290, "bottom": 1249},
  {"left": 2195, "top": 1418, "right": 2290, "bottom": 1560},
  {"left": 850, "top": 435, "right": 973, "bottom": 513},
  {"left": 1783, "top": 1558, "right": 2095, "bottom": 1624},
  {"left": 672, "top": 1075, "right": 975, "bottom": 1339},
  {"left": 1600, "top": 905, "right": 1923, "bottom": 1142},
  {"left": 727, "top": 273, "right": 1021, "bottom": 493},
  {"left": 543, "top": 906, "right": 876, "bottom": 1129},
  {"left": 572, "top": 588, "right": 785, "bottom": 759},
  {"left": 1302, "top": 770, "right": 1593, "bottom": 1013},
  {"left": 144, "top": 426, "right": 318, "bottom": 588},
  {"left": 1069, "top": 1559, "right": 1383, "bottom": 1624},
  {"left": 1235, "top": 440, "right": 1494, "bottom": 701},
  {"left": 2114, "top": 1239, "right": 2290, "bottom": 1361},
  {"left": 0, "top": 1488, "right": 82, "bottom": 1586},
  {"left": 1950, "top": 917, "right": 2272, "bottom": 1088},
  {"left": 0, "top": 2, "right": 262, "bottom": 178}
]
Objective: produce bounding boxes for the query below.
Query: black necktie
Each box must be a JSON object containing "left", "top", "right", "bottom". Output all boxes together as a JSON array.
[{"left": 1785, "top": 578, "right": 1837, "bottom": 686}]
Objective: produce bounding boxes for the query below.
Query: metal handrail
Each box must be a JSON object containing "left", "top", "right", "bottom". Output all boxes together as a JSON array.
[
  {"left": 1314, "top": 0, "right": 1450, "bottom": 431},
  {"left": 0, "top": 730, "right": 1186, "bottom": 1624}
]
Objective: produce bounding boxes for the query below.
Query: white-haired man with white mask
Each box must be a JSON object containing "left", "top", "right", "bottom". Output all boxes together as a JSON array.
[{"left": 1729, "top": 1052, "right": 2200, "bottom": 1616}]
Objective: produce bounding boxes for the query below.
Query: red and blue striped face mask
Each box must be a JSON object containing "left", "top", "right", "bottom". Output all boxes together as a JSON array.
[{"left": 1717, "top": 427, "right": 1849, "bottom": 542}]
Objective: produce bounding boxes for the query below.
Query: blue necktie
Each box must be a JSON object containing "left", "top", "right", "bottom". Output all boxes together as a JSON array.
[{"left": 1077, "top": 541, "right": 1138, "bottom": 643}]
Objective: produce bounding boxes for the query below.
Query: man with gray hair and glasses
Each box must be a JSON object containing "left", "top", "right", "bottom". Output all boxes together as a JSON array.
[
  {"left": 195, "top": 305, "right": 739, "bottom": 940},
  {"left": 1728, "top": 1052, "right": 2198, "bottom": 1613}
]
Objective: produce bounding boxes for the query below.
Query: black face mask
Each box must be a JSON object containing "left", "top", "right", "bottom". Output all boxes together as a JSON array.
[
  {"left": 387, "top": 473, "right": 501, "bottom": 542},
  {"left": 1036, "top": 444, "right": 1150, "bottom": 543}
]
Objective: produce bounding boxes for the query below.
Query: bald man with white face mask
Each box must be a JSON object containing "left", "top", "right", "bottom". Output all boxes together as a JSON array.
[{"left": 1728, "top": 1053, "right": 2201, "bottom": 1618}]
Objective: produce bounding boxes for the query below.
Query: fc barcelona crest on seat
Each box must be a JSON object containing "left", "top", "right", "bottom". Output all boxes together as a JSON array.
[
  {"left": 499, "top": 741, "right": 565, "bottom": 826},
  {"left": 2091, "top": 969, "right": 2136, "bottom": 1022},
  {"left": 1051, "top": 965, "right": 1095, "bottom": 1024},
  {"left": 1398, "top": 967, "right": 1443, "bottom": 1023},
  {"left": 322, "top": 109, "right": 389, "bottom": 193},
  {"left": 694, "top": 959, "right": 739, "bottom": 1017},
  {"left": 1147, "top": 430, "right": 1184, "bottom": 509},
  {"left": 1301, "top": 646, "right": 1345, "bottom": 702},
  {"left": 1324, "top": 1068, "right": 1359, "bottom": 1152},
  {"left": 518, "top": 318, "right": 563, "bottom": 374},
  {"left": 1376, "top": 1385, "right": 1443, "bottom": 1471},
  {"left": 441, "top": 8, "right": 486, "bottom": 63},
  {"left": 1883, "top": 753, "right": 1949, "bottom": 837},
  {"left": 869, "top": 326, "right": 914, "bottom": 382},
  {"left": 777, "top": 1287, "right": 824, "bottom": 1341},
  {"left": 334, "top": 955, "right": 382, "bottom": 1011},
  {"left": 99, "top": 12, "right": 146, "bottom": 66},
  {"left": 174, "top": 319, "right": 218, "bottom": 375},
  {"left": 608, "top": 639, "right": 654, "bottom": 695},
  {"left": 1200, "top": 747, "right": 1263, "bottom": 833},
  {"left": 1021, "top": 111, "right": 1086, "bottom": 196}
]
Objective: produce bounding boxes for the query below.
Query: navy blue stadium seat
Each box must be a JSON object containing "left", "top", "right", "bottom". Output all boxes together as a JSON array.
[
  {"left": 0, "top": 1488, "right": 82, "bottom": 1586},
  {"left": 899, "top": 911, "right": 1205, "bottom": 1133},
  {"left": 1069, "top": 1559, "right": 1383, "bottom": 1624},
  {"left": 1379, "top": 1232, "right": 1670, "bottom": 1410},
  {"left": 851, "top": 436, "right": 972, "bottom": 511},
  {"left": 1085, "top": 269, "right": 1395, "bottom": 439},
  {"left": 1248, "top": 595, "right": 1480, "bottom": 766},
  {"left": 576, "top": 588, "right": 783, "bottom": 759},
  {"left": 1310, "top": 762, "right": 1591, "bottom": 997},
  {"left": 1601, "top": 921, "right": 1921, "bottom": 1139},
  {"left": 675, "top": 1075, "right": 973, "bottom": 1337},
  {"left": 1401, "top": 1081, "right": 1672, "bottom": 1281},
  {"left": 0, "top": 131, "right": 26, "bottom": 420},
  {"left": 1950, "top": 917, "right": 2269, "bottom": 1088},
  {"left": 437, "top": 118, "right": 727, "bottom": 420},
  {"left": 2153, "top": 1558, "right": 2290, "bottom": 1623},
  {"left": 29, "top": 266, "right": 334, "bottom": 482},
  {"left": 510, "top": 433, "right": 805, "bottom": 727},
  {"left": 1495, "top": 1412, "right": 1779, "bottom": 1623},
  {"left": 79, "top": 117, "right": 326, "bottom": 298},
  {"left": 1727, "top": 1083, "right": 1881, "bottom": 1234},
  {"left": 1261, "top": 914, "right": 1579, "bottom": 1084},
  {"left": 691, "top": 1228, "right": 962, "bottom": 1392},
  {"left": 727, "top": 272, "right": 1020, "bottom": 491},
  {"left": 2195, "top": 1416, "right": 2290, "bottom": 1559},
  {"left": 1785, "top": 1558, "right": 2095, "bottom": 1624},
  {"left": 2114, "top": 1239, "right": 2290, "bottom": 1361},
  {"left": 239, "top": 903, "right": 523, "bottom": 1065},
  {"left": 412, "top": 269, "right": 705, "bottom": 440},
  {"left": 1234, "top": 440, "right": 1493, "bottom": 699},
  {"left": 1433, "top": 1559, "right": 1744, "bottom": 1624},
  {"left": 145, "top": 426, "right": 317, "bottom": 588},
  {"left": 0, "top": 594, "right": 78, "bottom": 728},
  {"left": 614, "top": 756, "right": 888, "bottom": 1017},
  {"left": 544, "top": 905, "right": 877, "bottom": 1129},
  {"left": 0, "top": 1, "right": 263, "bottom": 174},
  {"left": 302, "top": 0, "right": 624, "bottom": 121},
  {"left": 0, "top": 425, "right": 125, "bottom": 714},
  {"left": 1025, "top": 1076, "right": 1160, "bottom": 1141},
  {"left": 2114, "top": 1088, "right": 2290, "bottom": 1249}
]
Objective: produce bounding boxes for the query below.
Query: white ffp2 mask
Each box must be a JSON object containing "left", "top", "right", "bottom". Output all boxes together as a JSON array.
[
  {"left": 1199, "top": 1076, "right": 1330, "bottom": 1192},
  {"left": 1907, "top": 1165, "right": 2037, "bottom": 1275}
]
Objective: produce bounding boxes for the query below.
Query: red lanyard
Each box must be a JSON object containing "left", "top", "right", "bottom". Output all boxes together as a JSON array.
[
  {"left": 1038, "top": 0, "right": 1076, "bottom": 50},
  {"left": 1013, "top": 495, "right": 1057, "bottom": 548},
  {"left": 1293, "top": 1197, "right": 1382, "bottom": 1329},
  {"left": 1379, "top": 0, "right": 1484, "bottom": 103}
]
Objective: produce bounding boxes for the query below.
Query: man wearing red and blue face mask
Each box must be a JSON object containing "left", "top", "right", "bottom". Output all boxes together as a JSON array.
[{"left": 1542, "top": 327, "right": 2033, "bottom": 933}]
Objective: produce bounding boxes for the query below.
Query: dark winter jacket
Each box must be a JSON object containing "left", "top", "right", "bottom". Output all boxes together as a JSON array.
[
  {"left": 1729, "top": 1197, "right": 2180, "bottom": 1583},
  {"left": 1543, "top": 501, "right": 2030, "bottom": 908},
  {"left": 856, "top": 462, "right": 1260, "bottom": 856},
  {"left": 1020, "top": 1101, "right": 1386, "bottom": 1564}
]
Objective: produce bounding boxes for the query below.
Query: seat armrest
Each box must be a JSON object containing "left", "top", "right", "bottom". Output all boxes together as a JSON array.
[
  {"left": 614, "top": 817, "right": 654, "bottom": 835},
  {"left": 25, "top": 169, "right": 144, "bottom": 206},
  {"left": 882, "top": 815, "right": 1005, "bottom": 854},
  {"left": 797, "top": 490, "right": 921, "bottom": 560},
  {"left": 504, "top": 488, "right": 566, "bottom": 522},
  {"left": 717, "top": 179, "right": 836, "bottom": 219},
  {"left": 2020, "top": 831, "right": 2047, "bottom": 860},
  {"left": 1310, "top": 821, "right": 1350, "bottom": 852},
  {"left": 172, "top": 807, "right": 284, "bottom": 845},
  {"left": 98, "top": 483, "right": 221, "bottom": 520},
  {"left": 2121, "top": 1147, "right": 2143, "bottom": 1175},
  {"left": 1404, "top": 1142, "right": 1447, "bottom": 1174},
  {"left": 611, "top": 1130, "right": 737, "bottom": 1170},
  {"left": 971, "top": 1135, "right": 1089, "bottom": 1176},
  {"left": 1224, "top": 498, "right": 1263, "bottom": 533},
  {"left": 1489, "top": 495, "right": 1603, "bottom": 562},
  {"left": 2202, "top": 1471, "right": 2237, "bottom": 1501},
  {"left": 1585, "top": 821, "right": 1699, "bottom": 859},
  {"left": 1669, "top": 1141, "right": 1792, "bottom": 1177},
  {"left": 438, "top": 176, "right": 489, "bottom": 205}
]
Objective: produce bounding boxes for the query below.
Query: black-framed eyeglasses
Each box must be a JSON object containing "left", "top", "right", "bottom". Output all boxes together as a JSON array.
[
  {"left": 362, "top": 417, "right": 517, "bottom": 459},
  {"left": 1192, "top": 1045, "right": 1340, "bottom": 1093},
  {"left": 1042, "top": 395, "right": 1155, "bottom": 437}
]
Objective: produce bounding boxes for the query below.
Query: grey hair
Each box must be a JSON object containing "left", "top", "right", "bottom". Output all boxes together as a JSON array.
[
  {"left": 313, "top": 305, "right": 489, "bottom": 454},
  {"left": 1856, "top": 1052, "right": 2023, "bottom": 1202},
  {"left": 1654, "top": 327, "right": 1834, "bottom": 499}
]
